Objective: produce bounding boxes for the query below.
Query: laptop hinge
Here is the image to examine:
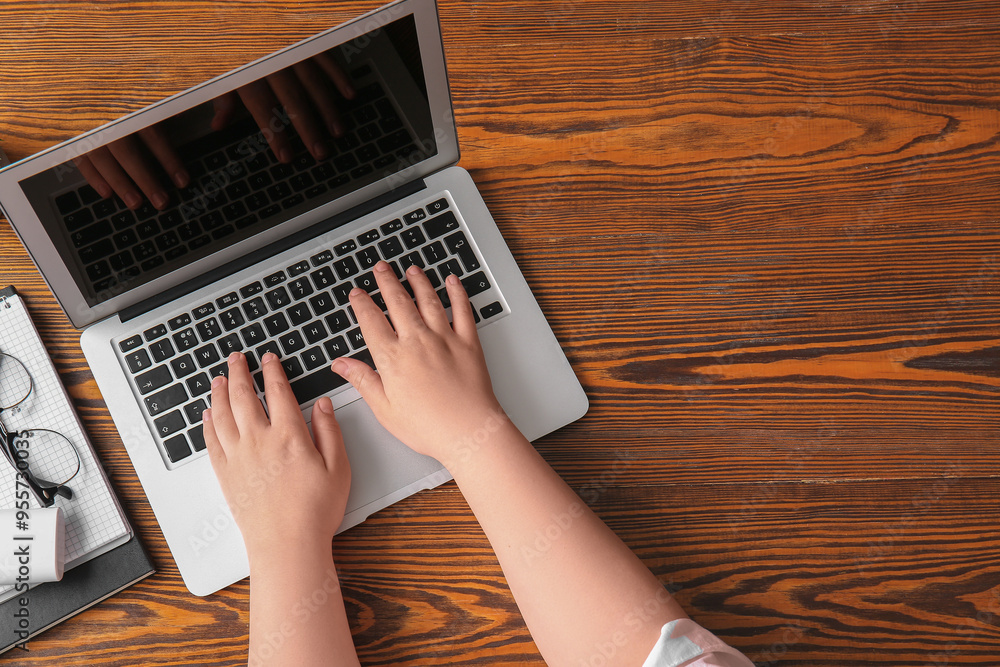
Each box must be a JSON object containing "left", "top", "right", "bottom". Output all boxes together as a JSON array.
[{"left": 120, "top": 179, "right": 427, "bottom": 323}]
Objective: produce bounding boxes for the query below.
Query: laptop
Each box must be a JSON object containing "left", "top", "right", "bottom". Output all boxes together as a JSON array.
[{"left": 0, "top": 0, "right": 588, "bottom": 596}]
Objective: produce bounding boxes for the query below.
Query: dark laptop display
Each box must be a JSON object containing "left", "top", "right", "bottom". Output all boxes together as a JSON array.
[{"left": 18, "top": 15, "right": 434, "bottom": 308}]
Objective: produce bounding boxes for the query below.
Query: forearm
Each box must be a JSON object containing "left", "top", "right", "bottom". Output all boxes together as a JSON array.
[
  {"left": 448, "top": 422, "right": 687, "bottom": 667},
  {"left": 248, "top": 542, "right": 360, "bottom": 667}
]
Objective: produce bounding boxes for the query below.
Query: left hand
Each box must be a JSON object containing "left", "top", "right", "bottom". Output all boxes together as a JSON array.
[{"left": 202, "top": 352, "right": 351, "bottom": 561}]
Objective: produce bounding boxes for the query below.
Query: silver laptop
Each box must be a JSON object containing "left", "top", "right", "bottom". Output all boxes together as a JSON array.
[{"left": 0, "top": 0, "right": 588, "bottom": 596}]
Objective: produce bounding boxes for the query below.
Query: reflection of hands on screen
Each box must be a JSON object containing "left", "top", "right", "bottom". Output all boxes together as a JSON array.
[
  {"left": 211, "top": 52, "right": 356, "bottom": 164},
  {"left": 72, "top": 126, "right": 191, "bottom": 211}
]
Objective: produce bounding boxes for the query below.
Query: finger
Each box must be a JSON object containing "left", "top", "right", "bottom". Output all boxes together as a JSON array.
[
  {"left": 315, "top": 52, "right": 356, "bottom": 100},
  {"left": 237, "top": 81, "right": 294, "bottom": 163},
  {"left": 202, "top": 408, "right": 227, "bottom": 467},
  {"left": 87, "top": 146, "right": 144, "bottom": 209},
  {"left": 349, "top": 287, "right": 397, "bottom": 365},
  {"left": 210, "top": 92, "right": 240, "bottom": 131},
  {"left": 445, "top": 273, "right": 478, "bottom": 341},
  {"left": 139, "top": 125, "right": 190, "bottom": 188},
  {"left": 226, "top": 352, "right": 269, "bottom": 430},
  {"left": 208, "top": 374, "right": 241, "bottom": 444},
  {"left": 406, "top": 264, "right": 451, "bottom": 333},
  {"left": 259, "top": 352, "right": 308, "bottom": 433},
  {"left": 292, "top": 59, "right": 347, "bottom": 140},
  {"left": 73, "top": 156, "right": 113, "bottom": 199},
  {"left": 309, "top": 397, "right": 350, "bottom": 476},
  {"left": 331, "top": 356, "right": 388, "bottom": 416},
  {"left": 373, "top": 261, "right": 424, "bottom": 333},
  {"left": 106, "top": 137, "right": 170, "bottom": 210},
  {"left": 269, "top": 68, "right": 330, "bottom": 160}
]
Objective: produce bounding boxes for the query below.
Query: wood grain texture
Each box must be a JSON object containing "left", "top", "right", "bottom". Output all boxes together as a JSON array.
[{"left": 0, "top": 0, "right": 998, "bottom": 665}]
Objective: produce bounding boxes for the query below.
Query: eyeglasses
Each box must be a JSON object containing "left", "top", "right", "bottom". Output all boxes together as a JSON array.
[{"left": 0, "top": 351, "right": 82, "bottom": 508}]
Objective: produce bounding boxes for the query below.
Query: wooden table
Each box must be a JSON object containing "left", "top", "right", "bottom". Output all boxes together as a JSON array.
[{"left": 1, "top": 1, "right": 998, "bottom": 665}]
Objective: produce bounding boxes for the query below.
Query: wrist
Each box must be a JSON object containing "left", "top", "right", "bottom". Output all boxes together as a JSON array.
[{"left": 247, "top": 529, "right": 334, "bottom": 573}]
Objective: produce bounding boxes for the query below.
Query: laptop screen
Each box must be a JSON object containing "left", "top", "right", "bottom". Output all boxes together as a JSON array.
[{"left": 16, "top": 13, "right": 435, "bottom": 309}]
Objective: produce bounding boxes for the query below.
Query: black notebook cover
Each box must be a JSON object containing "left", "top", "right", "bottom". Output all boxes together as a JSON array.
[{"left": 0, "top": 533, "right": 154, "bottom": 654}]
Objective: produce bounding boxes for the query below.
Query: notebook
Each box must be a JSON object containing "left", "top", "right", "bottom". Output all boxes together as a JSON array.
[
  {"left": 0, "top": 0, "right": 589, "bottom": 596},
  {"left": 0, "top": 286, "right": 131, "bottom": 605}
]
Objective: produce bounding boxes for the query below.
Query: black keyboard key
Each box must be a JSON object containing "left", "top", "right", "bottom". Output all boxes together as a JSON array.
[
  {"left": 150, "top": 338, "right": 176, "bottom": 363},
  {"left": 288, "top": 260, "right": 311, "bottom": 276},
  {"left": 216, "top": 292, "right": 240, "bottom": 309},
  {"left": 333, "top": 257, "right": 360, "bottom": 281},
  {"left": 155, "top": 411, "right": 187, "bottom": 441},
  {"left": 302, "top": 346, "right": 327, "bottom": 371},
  {"left": 220, "top": 307, "right": 246, "bottom": 331},
  {"left": 346, "top": 327, "right": 365, "bottom": 350},
  {"left": 427, "top": 198, "right": 449, "bottom": 214},
  {"left": 71, "top": 220, "right": 113, "bottom": 249},
  {"left": 281, "top": 357, "right": 305, "bottom": 380},
  {"left": 196, "top": 317, "right": 222, "bottom": 341},
  {"left": 311, "top": 266, "right": 337, "bottom": 290},
  {"left": 437, "top": 288, "right": 451, "bottom": 309},
  {"left": 240, "top": 281, "right": 264, "bottom": 298},
  {"left": 145, "top": 383, "right": 187, "bottom": 416},
  {"left": 55, "top": 191, "right": 81, "bottom": 215},
  {"left": 185, "top": 399, "right": 208, "bottom": 425},
  {"left": 324, "top": 311, "right": 350, "bottom": 334},
  {"left": 423, "top": 241, "right": 447, "bottom": 265},
  {"left": 173, "top": 327, "right": 198, "bottom": 351},
  {"left": 279, "top": 330, "right": 307, "bottom": 356},
  {"left": 288, "top": 277, "right": 314, "bottom": 300},
  {"left": 168, "top": 313, "right": 192, "bottom": 330},
  {"left": 355, "top": 272, "right": 378, "bottom": 293},
  {"left": 264, "top": 271, "right": 287, "bottom": 287},
  {"left": 119, "top": 335, "right": 143, "bottom": 353},
  {"left": 266, "top": 286, "right": 291, "bottom": 310},
  {"left": 218, "top": 333, "right": 243, "bottom": 356},
  {"left": 309, "top": 292, "right": 336, "bottom": 315},
  {"left": 303, "top": 320, "right": 328, "bottom": 344},
  {"left": 481, "top": 301, "right": 504, "bottom": 319},
  {"left": 170, "top": 354, "right": 198, "bottom": 378},
  {"left": 380, "top": 219, "right": 403, "bottom": 235},
  {"left": 195, "top": 344, "right": 220, "bottom": 368},
  {"left": 425, "top": 268, "right": 442, "bottom": 289},
  {"left": 311, "top": 250, "right": 334, "bottom": 266},
  {"left": 439, "top": 258, "right": 463, "bottom": 279},
  {"left": 377, "top": 236, "right": 404, "bottom": 259},
  {"left": 287, "top": 365, "right": 348, "bottom": 405},
  {"left": 143, "top": 324, "right": 168, "bottom": 341},
  {"left": 193, "top": 303, "right": 215, "bottom": 320},
  {"left": 462, "top": 272, "right": 492, "bottom": 297},
  {"left": 324, "top": 336, "right": 349, "bottom": 359},
  {"left": 163, "top": 434, "right": 192, "bottom": 462},
  {"left": 257, "top": 340, "right": 282, "bottom": 362},
  {"left": 445, "top": 231, "right": 481, "bottom": 272},
  {"left": 423, "top": 211, "right": 460, "bottom": 239},
  {"left": 335, "top": 240, "right": 357, "bottom": 256},
  {"left": 124, "top": 349, "right": 152, "bottom": 374},
  {"left": 400, "top": 252, "right": 424, "bottom": 271},
  {"left": 79, "top": 238, "right": 114, "bottom": 264},
  {"left": 188, "top": 426, "right": 206, "bottom": 452},
  {"left": 241, "top": 322, "right": 267, "bottom": 347},
  {"left": 186, "top": 373, "right": 212, "bottom": 397},
  {"left": 356, "top": 247, "right": 380, "bottom": 269},
  {"left": 243, "top": 297, "right": 268, "bottom": 321},
  {"left": 208, "top": 362, "right": 229, "bottom": 379},
  {"left": 371, "top": 292, "right": 387, "bottom": 311},
  {"left": 264, "top": 312, "right": 290, "bottom": 336},
  {"left": 136, "top": 365, "right": 172, "bottom": 395},
  {"left": 401, "top": 227, "right": 426, "bottom": 249},
  {"left": 358, "top": 229, "right": 380, "bottom": 245},
  {"left": 332, "top": 283, "right": 354, "bottom": 306},
  {"left": 403, "top": 208, "right": 426, "bottom": 225},
  {"left": 287, "top": 303, "right": 312, "bottom": 326}
]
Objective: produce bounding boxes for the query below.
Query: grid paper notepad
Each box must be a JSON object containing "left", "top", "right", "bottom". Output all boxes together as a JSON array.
[{"left": 0, "top": 288, "right": 129, "bottom": 601}]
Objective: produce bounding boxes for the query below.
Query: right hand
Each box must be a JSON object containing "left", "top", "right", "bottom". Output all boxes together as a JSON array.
[{"left": 331, "top": 261, "right": 509, "bottom": 463}]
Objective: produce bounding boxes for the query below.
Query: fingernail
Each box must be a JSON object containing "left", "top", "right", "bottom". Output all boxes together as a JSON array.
[
  {"left": 262, "top": 352, "right": 278, "bottom": 364},
  {"left": 375, "top": 261, "right": 390, "bottom": 273},
  {"left": 203, "top": 409, "right": 212, "bottom": 422},
  {"left": 313, "top": 142, "right": 329, "bottom": 160},
  {"left": 97, "top": 184, "right": 113, "bottom": 199},
  {"left": 349, "top": 287, "right": 365, "bottom": 298},
  {"left": 446, "top": 274, "right": 460, "bottom": 285},
  {"left": 174, "top": 170, "right": 190, "bottom": 188},
  {"left": 331, "top": 359, "right": 348, "bottom": 376},
  {"left": 125, "top": 192, "right": 142, "bottom": 209},
  {"left": 406, "top": 265, "right": 421, "bottom": 276},
  {"left": 152, "top": 192, "right": 169, "bottom": 209},
  {"left": 316, "top": 397, "right": 333, "bottom": 414},
  {"left": 228, "top": 352, "right": 242, "bottom": 364},
  {"left": 279, "top": 148, "right": 293, "bottom": 163},
  {"left": 211, "top": 375, "right": 225, "bottom": 388}
]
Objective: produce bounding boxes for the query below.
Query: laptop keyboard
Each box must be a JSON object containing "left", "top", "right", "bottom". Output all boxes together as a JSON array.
[{"left": 114, "top": 196, "right": 507, "bottom": 467}]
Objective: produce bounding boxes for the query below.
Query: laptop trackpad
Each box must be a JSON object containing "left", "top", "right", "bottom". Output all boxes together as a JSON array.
[{"left": 310, "top": 397, "right": 446, "bottom": 515}]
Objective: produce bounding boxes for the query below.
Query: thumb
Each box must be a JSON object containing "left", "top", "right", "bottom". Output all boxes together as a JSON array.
[{"left": 332, "top": 357, "right": 387, "bottom": 414}]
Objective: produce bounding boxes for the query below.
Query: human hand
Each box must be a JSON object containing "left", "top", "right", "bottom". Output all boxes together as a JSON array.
[
  {"left": 72, "top": 125, "right": 189, "bottom": 210},
  {"left": 203, "top": 351, "right": 351, "bottom": 561},
  {"left": 211, "top": 52, "right": 356, "bottom": 163},
  {"left": 331, "top": 261, "right": 509, "bottom": 464}
]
